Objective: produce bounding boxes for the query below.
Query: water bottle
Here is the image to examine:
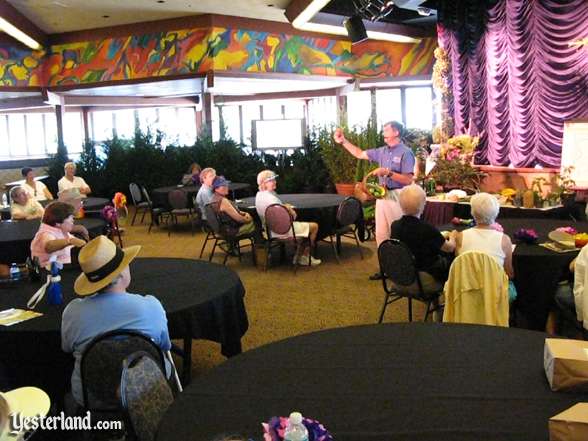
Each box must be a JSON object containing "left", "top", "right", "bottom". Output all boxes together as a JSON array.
[
  {"left": 284, "top": 412, "right": 308, "bottom": 441},
  {"left": 9, "top": 263, "right": 20, "bottom": 280}
]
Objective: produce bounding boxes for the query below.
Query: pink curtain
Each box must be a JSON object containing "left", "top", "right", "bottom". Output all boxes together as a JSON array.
[{"left": 438, "top": 0, "right": 588, "bottom": 167}]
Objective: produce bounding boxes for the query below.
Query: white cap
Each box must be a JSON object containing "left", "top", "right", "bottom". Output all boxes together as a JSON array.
[{"left": 289, "top": 412, "right": 303, "bottom": 425}]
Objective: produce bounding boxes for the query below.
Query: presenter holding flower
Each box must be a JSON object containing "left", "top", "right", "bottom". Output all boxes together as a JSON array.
[{"left": 334, "top": 121, "right": 415, "bottom": 279}]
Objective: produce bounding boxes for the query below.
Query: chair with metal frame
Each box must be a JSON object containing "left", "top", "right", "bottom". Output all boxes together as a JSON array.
[
  {"left": 142, "top": 187, "right": 170, "bottom": 234},
  {"left": 377, "top": 239, "right": 443, "bottom": 323},
  {"left": 323, "top": 196, "right": 364, "bottom": 263},
  {"left": 167, "top": 189, "right": 198, "bottom": 237},
  {"left": 129, "top": 183, "right": 149, "bottom": 226},
  {"left": 203, "top": 203, "right": 256, "bottom": 265},
  {"left": 264, "top": 203, "right": 311, "bottom": 273}
]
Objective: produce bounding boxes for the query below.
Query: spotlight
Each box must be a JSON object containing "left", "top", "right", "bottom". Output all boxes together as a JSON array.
[{"left": 344, "top": 15, "right": 368, "bottom": 44}]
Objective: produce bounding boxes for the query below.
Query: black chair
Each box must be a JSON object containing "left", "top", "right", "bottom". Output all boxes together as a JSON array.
[
  {"left": 198, "top": 220, "right": 215, "bottom": 259},
  {"left": 120, "top": 351, "right": 174, "bottom": 441},
  {"left": 129, "top": 183, "right": 149, "bottom": 226},
  {"left": 142, "top": 187, "right": 170, "bottom": 234},
  {"left": 323, "top": 197, "right": 364, "bottom": 263},
  {"left": 204, "top": 203, "right": 256, "bottom": 266},
  {"left": 377, "top": 239, "right": 443, "bottom": 323},
  {"left": 167, "top": 189, "right": 198, "bottom": 237},
  {"left": 264, "top": 203, "right": 311, "bottom": 272}
]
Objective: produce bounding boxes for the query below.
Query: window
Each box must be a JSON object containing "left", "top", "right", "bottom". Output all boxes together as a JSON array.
[
  {"left": 7, "top": 114, "right": 26, "bottom": 156},
  {"left": 347, "top": 90, "right": 372, "bottom": 129},
  {"left": 212, "top": 106, "right": 220, "bottom": 142},
  {"left": 177, "top": 108, "right": 197, "bottom": 145},
  {"left": 405, "top": 87, "right": 433, "bottom": 130},
  {"left": 137, "top": 108, "right": 158, "bottom": 135},
  {"left": 0, "top": 116, "right": 9, "bottom": 159},
  {"left": 64, "top": 112, "right": 83, "bottom": 153},
  {"left": 26, "top": 114, "right": 45, "bottom": 156},
  {"left": 284, "top": 101, "right": 304, "bottom": 119},
  {"left": 376, "top": 89, "right": 403, "bottom": 127},
  {"left": 113, "top": 109, "right": 136, "bottom": 139},
  {"left": 308, "top": 96, "right": 337, "bottom": 130},
  {"left": 44, "top": 113, "right": 57, "bottom": 154},
  {"left": 220, "top": 105, "right": 241, "bottom": 143},
  {"left": 242, "top": 103, "right": 260, "bottom": 146},
  {"left": 91, "top": 111, "right": 114, "bottom": 142},
  {"left": 262, "top": 102, "right": 283, "bottom": 119}
]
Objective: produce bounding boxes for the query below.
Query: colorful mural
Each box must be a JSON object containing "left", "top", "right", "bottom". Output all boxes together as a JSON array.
[{"left": 0, "top": 24, "right": 436, "bottom": 87}]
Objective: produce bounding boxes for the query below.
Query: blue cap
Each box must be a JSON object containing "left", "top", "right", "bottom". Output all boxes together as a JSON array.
[{"left": 212, "top": 176, "right": 231, "bottom": 190}]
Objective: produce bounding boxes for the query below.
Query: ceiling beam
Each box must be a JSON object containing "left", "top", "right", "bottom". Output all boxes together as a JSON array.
[
  {"left": 0, "top": 96, "right": 48, "bottom": 111},
  {"left": 57, "top": 95, "right": 199, "bottom": 107},
  {"left": 0, "top": 0, "right": 48, "bottom": 48},
  {"left": 214, "top": 87, "right": 339, "bottom": 104}
]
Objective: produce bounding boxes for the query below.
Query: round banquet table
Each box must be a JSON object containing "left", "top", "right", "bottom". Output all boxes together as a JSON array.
[
  {"left": 1, "top": 197, "right": 109, "bottom": 220},
  {"left": 0, "top": 217, "right": 106, "bottom": 264},
  {"left": 152, "top": 183, "right": 251, "bottom": 208},
  {"left": 156, "top": 323, "right": 586, "bottom": 441},
  {"left": 0, "top": 257, "right": 248, "bottom": 404},
  {"left": 238, "top": 193, "right": 347, "bottom": 239},
  {"left": 439, "top": 218, "right": 588, "bottom": 330}
]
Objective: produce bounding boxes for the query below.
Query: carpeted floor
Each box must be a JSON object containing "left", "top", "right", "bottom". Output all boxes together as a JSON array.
[{"left": 121, "top": 209, "right": 428, "bottom": 380}]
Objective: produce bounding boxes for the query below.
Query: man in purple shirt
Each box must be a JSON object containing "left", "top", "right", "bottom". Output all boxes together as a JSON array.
[{"left": 334, "top": 121, "right": 415, "bottom": 279}]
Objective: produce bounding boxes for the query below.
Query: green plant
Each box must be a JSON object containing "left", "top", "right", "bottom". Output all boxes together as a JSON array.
[
  {"left": 45, "top": 141, "right": 69, "bottom": 195},
  {"left": 429, "top": 157, "right": 486, "bottom": 193},
  {"left": 317, "top": 126, "right": 357, "bottom": 183}
]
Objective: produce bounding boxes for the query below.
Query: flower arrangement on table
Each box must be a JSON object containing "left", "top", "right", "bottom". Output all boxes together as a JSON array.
[
  {"left": 101, "top": 205, "right": 118, "bottom": 223},
  {"left": 514, "top": 228, "right": 539, "bottom": 244},
  {"left": 428, "top": 134, "right": 485, "bottom": 193},
  {"left": 263, "top": 416, "right": 333, "bottom": 441},
  {"left": 556, "top": 227, "right": 578, "bottom": 236}
]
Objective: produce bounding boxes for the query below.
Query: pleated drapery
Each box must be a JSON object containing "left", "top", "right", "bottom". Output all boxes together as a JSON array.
[{"left": 438, "top": 0, "right": 588, "bottom": 167}]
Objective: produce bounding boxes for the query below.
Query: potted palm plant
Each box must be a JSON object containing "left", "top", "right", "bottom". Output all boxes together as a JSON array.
[{"left": 318, "top": 126, "right": 362, "bottom": 195}]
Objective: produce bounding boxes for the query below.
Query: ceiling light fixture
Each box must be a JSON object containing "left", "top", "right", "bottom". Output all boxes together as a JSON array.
[
  {"left": 0, "top": 16, "right": 42, "bottom": 50},
  {"left": 353, "top": 0, "right": 395, "bottom": 22}
]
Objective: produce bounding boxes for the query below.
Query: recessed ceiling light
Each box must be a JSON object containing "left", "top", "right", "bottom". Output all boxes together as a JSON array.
[
  {"left": 157, "top": 0, "right": 165, "bottom": 3},
  {"left": 268, "top": 3, "right": 274, "bottom": 6},
  {"left": 102, "top": 15, "right": 110, "bottom": 18}
]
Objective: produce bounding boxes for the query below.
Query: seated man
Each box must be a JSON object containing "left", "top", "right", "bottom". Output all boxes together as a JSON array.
[
  {"left": 552, "top": 245, "right": 588, "bottom": 335},
  {"left": 61, "top": 236, "right": 171, "bottom": 406},
  {"left": 209, "top": 176, "right": 256, "bottom": 237},
  {"left": 255, "top": 170, "right": 321, "bottom": 266},
  {"left": 196, "top": 167, "right": 216, "bottom": 221},
  {"left": 10, "top": 186, "right": 44, "bottom": 220},
  {"left": 391, "top": 184, "right": 456, "bottom": 292},
  {"left": 58, "top": 162, "right": 91, "bottom": 198}
]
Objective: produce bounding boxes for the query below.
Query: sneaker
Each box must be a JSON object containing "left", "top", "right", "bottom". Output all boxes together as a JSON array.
[
  {"left": 296, "top": 255, "right": 310, "bottom": 266},
  {"left": 309, "top": 256, "right": 322, "bottom": 266}
]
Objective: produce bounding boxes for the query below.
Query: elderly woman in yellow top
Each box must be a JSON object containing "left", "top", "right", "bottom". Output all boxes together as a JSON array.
[
  {"left": 58, "top": 162, "right": 91, "bottom": 197},
  {"left": 454, "top": 192, "right": 514, "bottom": 278},
  {"left": 10, "top": 186, "right": 44, "bottom": 220}
]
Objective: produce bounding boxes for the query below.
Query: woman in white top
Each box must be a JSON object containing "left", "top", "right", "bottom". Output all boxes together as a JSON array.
[
  {"left": 58, "top": 162, "right": 91, "bottom": 197},
  {"left": 21, "top": 167, "right": 53, "bottom": 201},
  {"left": 455, "top": 192, "right": 514, "bottom": 278}
]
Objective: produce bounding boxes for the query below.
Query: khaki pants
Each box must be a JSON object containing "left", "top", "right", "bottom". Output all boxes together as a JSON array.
[{"left": 375, "top": 193, "right": 403, "bottom": 246}]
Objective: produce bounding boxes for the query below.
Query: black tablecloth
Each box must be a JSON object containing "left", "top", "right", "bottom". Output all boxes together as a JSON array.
[
  {"left": 425, "top": 200, "right": 569, "bottom": 226},
  {"left": 238, "top": 193, "right": 347, "bottom": 239},
  {"left": 0, "top": 258, "right": 248, "bottom": 403},
  {"left": 1, "top": 197, "right": 109, "bottom": 220},
  {"left": 157, "top": 323, "right": 585, "bottom": 441},
  {"left": 440, "top": 219, "right": 587, "bottom": 330},
  {"left": 152, "top": 183, "right": 250, "bottom": 208},
  {"left": 0, "top": 218, "right": 106, "bottom": 264}
]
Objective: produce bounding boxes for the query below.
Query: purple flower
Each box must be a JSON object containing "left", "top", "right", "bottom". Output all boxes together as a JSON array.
[
  {"left": 262, "top": 416, "right": 333, "bottom": 441},
  {"left": 101, "top": 205, "right": 118, "bottom": 223},
  {"left": 514, "top": 228, "right": 538, "bottom": 244}
]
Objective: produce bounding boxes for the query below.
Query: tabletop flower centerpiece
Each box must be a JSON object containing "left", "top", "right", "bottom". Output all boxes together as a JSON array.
[
  {"left": 514, "top": 228, "right": 539, "bottom": 244},
  {"left": 263, "top": 415, "right": 333, "bottom": 441}
]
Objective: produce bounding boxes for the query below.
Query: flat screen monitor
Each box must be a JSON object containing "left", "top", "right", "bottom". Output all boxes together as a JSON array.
[{"left": 252, "top": 119, "right": 305, "bottom": 150}]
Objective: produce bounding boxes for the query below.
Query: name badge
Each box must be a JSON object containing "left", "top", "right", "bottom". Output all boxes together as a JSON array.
[{"left": 392, "top": 157, "right": 401, "bottom": 164}]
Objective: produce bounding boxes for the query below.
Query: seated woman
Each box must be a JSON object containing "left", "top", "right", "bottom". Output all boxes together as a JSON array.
[
  {"left": 392, "top": 184, "right": 456, "bottom": 292},
  {"left": 10, "top": 186, "right": 44, "bottom": 220},
  {"left": 58, "top": 162, "right": 91, "bottom": 198},
  {"left": 30, "top": 202, "right": 88, "bottom": 268},
  {"left": 21, "top": 167, "right": 53, "bottom": 201},
  {"left": 210, "top": 176, "right": 255, "bottom": 236},
  {"left": 181, "top": 163, "right": 201, "bottom": 186},
  {"left": 455, "top": 192, "right": 514, "bottom": 278},
  {"left": 209, "top": 176, "right": 255, "bottom": 237}
]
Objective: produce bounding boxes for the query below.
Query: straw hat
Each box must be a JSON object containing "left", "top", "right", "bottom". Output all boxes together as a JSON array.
[
  {"left": 74, "top": 235, "right": 141, "bottom": 296},
  {"left": 0, "top": 387, "right": 50, "bottom": 441}
]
